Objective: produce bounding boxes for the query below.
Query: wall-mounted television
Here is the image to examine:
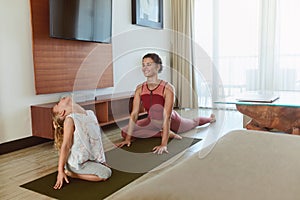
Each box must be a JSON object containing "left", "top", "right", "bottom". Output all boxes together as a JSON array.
[{"left": 49, "top": 0, "right": 112, "bottom": 43}]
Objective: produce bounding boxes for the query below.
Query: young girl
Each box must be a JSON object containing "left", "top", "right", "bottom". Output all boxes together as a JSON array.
[
  {"left": 116, "top": 53, "right": 216, "bottom": 154},
  {"left": 52, "top": 96, "right": 111, "bottom": 190}
]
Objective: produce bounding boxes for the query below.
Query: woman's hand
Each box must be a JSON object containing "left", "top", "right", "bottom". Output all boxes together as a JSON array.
[
  {"left": 115, "top": 140, "right": 131, "bottom": 148},
  {"left": 152, "top": 145, "right": 168, "bottom": 154},
  {"left": 53, "top": 171, "right": 69, "bottom": 190}
]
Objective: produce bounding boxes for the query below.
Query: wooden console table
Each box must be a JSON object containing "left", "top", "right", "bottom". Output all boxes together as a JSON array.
[
  {"left": 31, "top": 92, "right": 146, "bottom": 139},
  {"left": 215, "top": 91, "right": 300, "bottom": 135}
]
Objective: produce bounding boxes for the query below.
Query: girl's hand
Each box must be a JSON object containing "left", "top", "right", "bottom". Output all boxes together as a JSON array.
[
  {"left": 53, "top": 171, "right": 69, "bottom": 190},
  {"left": 152, "top": 145, "right": 168, "bottom": 154}
]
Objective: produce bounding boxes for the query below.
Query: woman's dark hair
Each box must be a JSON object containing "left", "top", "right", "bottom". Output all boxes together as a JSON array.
[{"left": 143, "top": 53, "right": 163, "bottom": 73}]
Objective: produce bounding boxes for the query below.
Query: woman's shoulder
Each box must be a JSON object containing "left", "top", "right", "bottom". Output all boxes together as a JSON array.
[
  {"left": 135, "top": 82, "right": 146, "bottom": 93},
  {"left": 136, "top": 82, "right": 144, "bottom": 89},
  {"left": 163, "top": 81, "right": 175, "bottom": 92}
]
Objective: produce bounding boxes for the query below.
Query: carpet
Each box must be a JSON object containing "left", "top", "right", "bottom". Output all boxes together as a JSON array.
[{"left": 21, "top": 137, "right": 201, "bottom": 200}]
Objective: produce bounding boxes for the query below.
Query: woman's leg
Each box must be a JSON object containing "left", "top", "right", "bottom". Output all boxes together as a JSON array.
[
  {"left": 170, "top": 111, "right": 215, "bottom": 133},
  {"left": 121, "top": 117, "right": 162, "bottom": 138}
]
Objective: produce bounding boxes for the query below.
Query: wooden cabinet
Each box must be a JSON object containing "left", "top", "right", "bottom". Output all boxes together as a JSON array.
[{"left": 31, "top": 93, "right": 146, "bottom": 139}]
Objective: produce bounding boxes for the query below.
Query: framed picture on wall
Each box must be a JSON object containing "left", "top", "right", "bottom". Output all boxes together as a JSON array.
[{"left": 132, "top": 0, "right": 163, "bottom": 29}]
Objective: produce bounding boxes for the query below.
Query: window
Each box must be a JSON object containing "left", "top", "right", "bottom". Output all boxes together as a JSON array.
[
  {"left": 277, "top": 0, "right": 300, "bottom": 90},
  {"left": 194, "top": 0, "right": 300, "bottom": 107}
]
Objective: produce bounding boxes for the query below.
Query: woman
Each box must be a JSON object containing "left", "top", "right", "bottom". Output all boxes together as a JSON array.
[
  {"left": 116, "top": 53, "right": 215, "bottom": 154},
  {"left": 52, "top": 96, "right": 112, "bottom": 190}
]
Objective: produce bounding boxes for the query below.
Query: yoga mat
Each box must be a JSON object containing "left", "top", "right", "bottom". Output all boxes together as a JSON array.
[{"left": 21, "top": 137, "right": 201, "bottom": 200}]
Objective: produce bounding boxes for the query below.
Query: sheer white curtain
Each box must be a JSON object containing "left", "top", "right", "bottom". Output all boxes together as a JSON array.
[
  {"left": 194, "top": 0, "right": 300, "bottom": 108},
  {"left": 259, "top": 0, "right": 278, "bottom": 91},
  {"left": 171, "top": 0, "right": 198, "bottom": 108}
]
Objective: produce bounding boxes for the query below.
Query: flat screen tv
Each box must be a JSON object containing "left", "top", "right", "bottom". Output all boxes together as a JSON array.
[{"left": 49, "top": 0, "right": 112, "bottom": 43}]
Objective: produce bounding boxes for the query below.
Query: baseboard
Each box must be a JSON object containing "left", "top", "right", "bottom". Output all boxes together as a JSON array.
[{"left": 0, "top": 136, "right": 52, "bottom": 155}]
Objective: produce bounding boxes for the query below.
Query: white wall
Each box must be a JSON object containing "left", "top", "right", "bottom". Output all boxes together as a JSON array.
[{"left": 0, "top": 0, "right": 172, "bottom": 143}]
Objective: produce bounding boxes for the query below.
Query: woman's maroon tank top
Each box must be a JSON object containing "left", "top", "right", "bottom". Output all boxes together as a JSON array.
[{"left": 141, "top": 80, "right": 167, "bottom": 120}]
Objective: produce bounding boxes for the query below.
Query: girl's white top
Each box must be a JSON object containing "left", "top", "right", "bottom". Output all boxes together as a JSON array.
[{"left": 67, "top": 110, "right": 106, "bottom": 170}]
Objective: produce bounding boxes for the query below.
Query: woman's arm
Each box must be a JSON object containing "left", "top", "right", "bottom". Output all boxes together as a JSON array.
[
  {"left": 116, "top": 85, "right": 142, "bottom": 147},
  {"left": 153, "top": 83, "right": 175, "bottom": 154},
  {"left": 53, "top": 117, "right": 74, "bottom": 190}
]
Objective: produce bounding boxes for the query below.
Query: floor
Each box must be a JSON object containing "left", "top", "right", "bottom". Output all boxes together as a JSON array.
[{"left": 0, "top": 108, "right": 243, "bottom": 200}]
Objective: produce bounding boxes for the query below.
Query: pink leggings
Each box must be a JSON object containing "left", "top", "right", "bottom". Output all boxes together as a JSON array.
[{"left": 121, "top": 110, "right": 211, "bottom": 138}]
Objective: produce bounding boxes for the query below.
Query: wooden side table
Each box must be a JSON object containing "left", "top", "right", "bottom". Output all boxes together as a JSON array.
[{"left": 215, "top": 91, "right": 300, "bottom": 135}]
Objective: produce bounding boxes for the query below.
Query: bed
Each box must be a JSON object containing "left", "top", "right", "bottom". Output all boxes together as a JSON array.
[{"left": 108, "top": 129, "right": 300, "bottom": 200}]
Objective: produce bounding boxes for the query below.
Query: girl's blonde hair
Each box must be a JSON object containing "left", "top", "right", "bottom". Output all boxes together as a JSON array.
[{"left": 52, "top": 111, "right": 64, "bottom": 150}]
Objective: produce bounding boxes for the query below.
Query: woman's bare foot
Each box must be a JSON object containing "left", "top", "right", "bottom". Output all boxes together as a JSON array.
[
  {"left": 210, "top": 114, "right": 216, "bottom": 123},
  {"left": 169, "top": 132, "right": 182, "bottom": 140}
]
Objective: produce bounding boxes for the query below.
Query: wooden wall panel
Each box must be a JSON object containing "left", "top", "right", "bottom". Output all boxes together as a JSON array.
[{"left": 30, "top": 0, "right": 113, "bottom": 94}]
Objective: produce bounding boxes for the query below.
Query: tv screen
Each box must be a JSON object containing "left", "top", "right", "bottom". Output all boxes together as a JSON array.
[{"left": 49, "top": 0, "right": 112, "bottom": 43}]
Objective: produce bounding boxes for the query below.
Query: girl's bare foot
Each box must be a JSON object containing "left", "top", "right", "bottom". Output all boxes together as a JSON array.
[
  {"left": 64, "top": 169, "right": 77, "bottom": 179},
  {"left": 64, "top": 169, "right": 105, "bottom": 182}
]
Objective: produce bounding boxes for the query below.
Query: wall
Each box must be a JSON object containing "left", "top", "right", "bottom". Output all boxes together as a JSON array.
[
  {"left": 0, "top": 0, "right": 172, "bottom": 144},
  {"left": 31, "top": 0, "right": 114, "bottom": 94}
]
